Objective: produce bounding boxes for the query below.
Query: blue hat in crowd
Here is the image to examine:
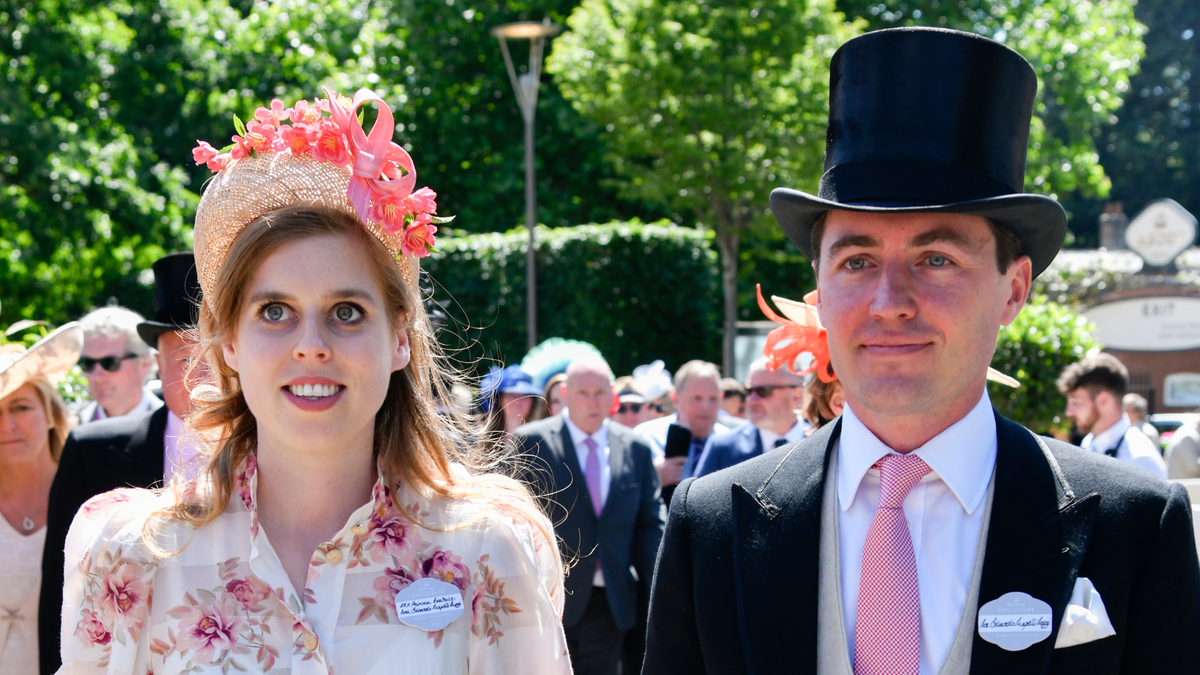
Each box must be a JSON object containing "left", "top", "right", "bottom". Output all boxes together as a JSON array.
[{"left": 478, "top": 364, "right": 541, "bottom": 412}]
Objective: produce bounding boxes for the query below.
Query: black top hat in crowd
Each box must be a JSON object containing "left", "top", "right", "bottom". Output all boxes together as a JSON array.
[
  {"left": 770, "top": 27, "right": 1067, "bottom": 277},
  {"left": 137, "top": 252, "right": 202, "bottom": 348}
]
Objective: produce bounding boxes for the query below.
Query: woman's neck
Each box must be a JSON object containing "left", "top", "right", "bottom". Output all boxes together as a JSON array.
[
  {"left": 253, "top": 430, "right": 377, "bottom": 593},
  {"left": 0, "top": 449, "right": 56, "bottom": 532}
]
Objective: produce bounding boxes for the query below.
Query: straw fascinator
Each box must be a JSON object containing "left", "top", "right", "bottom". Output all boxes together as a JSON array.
[
  {"left": 190, "top": 88, "right": 450, "bottom": 303},
  {"left": 755, "top": 285, "right": 1020, "bottom": 388},
  {"left": 0, "top": 323, "right": 84, "bottom": 402}
]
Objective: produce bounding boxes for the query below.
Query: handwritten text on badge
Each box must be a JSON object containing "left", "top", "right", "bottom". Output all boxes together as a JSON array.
[
  {"left": 977, "top": 591, "right": 1053, "bottom": 651},
  {"left": 395, "top": 578, "right": 465, "bottom": 631}
]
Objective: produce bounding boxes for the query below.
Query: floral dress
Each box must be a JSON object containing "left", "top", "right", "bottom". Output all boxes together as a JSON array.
[{"left": 57, "top": 456, "right": 571, "bottom": 675}]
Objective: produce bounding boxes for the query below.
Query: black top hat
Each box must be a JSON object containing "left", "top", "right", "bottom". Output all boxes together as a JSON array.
[
  {"left": 770, "top": 27, "right": 1066, "bottom": 277},
  {"left": 137, "top": 252, "right": 201, "bottom": 348}
]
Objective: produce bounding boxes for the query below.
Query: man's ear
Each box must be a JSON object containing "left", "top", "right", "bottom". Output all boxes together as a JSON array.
[
  {"left": 222, "top": 342, "right": 239, "bottom": 373},
  {"left": 999, "top": 255, "right": 1033, "bottom": 326},
  {"left": 392, "top": 329, "right": 411, "bottom": 372}
]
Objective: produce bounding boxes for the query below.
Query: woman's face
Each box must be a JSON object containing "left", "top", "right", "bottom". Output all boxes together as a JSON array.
[
  {"left": 223, "top": 233, "right": 410, "bottom": 455},
  {"left": 547, "top": 383, "right": 565, "bottom": 417},
  {"left": 499, "top": 393, "right": 533, "bottom": 433},
  {"left": 0, "top": 383, "right": 51, "bottom": 465}
]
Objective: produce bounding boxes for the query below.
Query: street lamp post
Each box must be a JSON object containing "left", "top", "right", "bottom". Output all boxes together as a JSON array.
[{"left": 491, "top": 19, "right": 561, "bottom": 351}]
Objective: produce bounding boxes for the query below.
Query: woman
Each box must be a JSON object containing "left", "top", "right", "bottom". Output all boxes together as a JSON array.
[
  {"left": 59, "top": 90, "right": 569, "bottom": 674},
  {"left": 478, "top": 365, "right": 542, "bottom": 448},
  {"left": 542, "top": 373, "right": 566, "bottom": 419},
  {"left": 0, "top": 324, "right": 82, "bottom": 675},
  {"left": 803, "top": 376, "right": 845, "bottom": 431}
]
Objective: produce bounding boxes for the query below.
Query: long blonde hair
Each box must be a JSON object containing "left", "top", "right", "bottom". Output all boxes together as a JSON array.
[
  {"left": 155, "top": 206, "right": 554, "bottom": 557},
  {"left": 23, "top": 375, "right": 71, "bottom": 461}
]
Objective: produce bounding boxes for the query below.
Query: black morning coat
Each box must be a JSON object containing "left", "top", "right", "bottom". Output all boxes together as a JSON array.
[
  {"left": 642, "top": 412, "right": 1200, "bottom": 675},
  {"left": 38, "top": 406, "right": 169, "bottom": 675},
  {"left": 514, "top": 416, "right": 666, "bottom": 631}
]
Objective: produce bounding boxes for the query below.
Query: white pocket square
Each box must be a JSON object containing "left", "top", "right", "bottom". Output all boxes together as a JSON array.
[{"left": 1054, "top": 577, "right": 1116, "bottom": 648}]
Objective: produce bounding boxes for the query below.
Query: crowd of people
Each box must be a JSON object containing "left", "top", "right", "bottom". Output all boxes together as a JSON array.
[{"left": 1, "top": 24, "right": 1198, "bottom": 675}]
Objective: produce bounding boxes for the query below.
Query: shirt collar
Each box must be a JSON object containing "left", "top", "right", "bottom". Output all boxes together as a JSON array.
[
  {"left": 563, "top": 414, "right": 609, "bottom": 450},
  {"left": 1083, "top": 414, "right": 1130, "bottom": 452},
  {"left": 759, "top": 420, "right": 808, "bottom": 449},
  {"left": 838, "top": 390, "right": 996, "bottom": 515}
]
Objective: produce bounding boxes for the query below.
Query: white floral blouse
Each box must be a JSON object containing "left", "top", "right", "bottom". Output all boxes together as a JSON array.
[{"left": 57, "top": 455, "right": 571, "bottom": 675}]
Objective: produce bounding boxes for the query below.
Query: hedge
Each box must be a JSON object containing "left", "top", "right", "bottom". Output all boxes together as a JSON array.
[
  {"left": 988, "top": 294, "right": 1100, "bottom": 435},
  {"left": 423, "top": 221, "right": 722, "bottom": 378}
]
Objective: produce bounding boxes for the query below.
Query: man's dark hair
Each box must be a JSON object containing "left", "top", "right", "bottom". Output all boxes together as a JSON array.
[
  {"left": 1056, "top": 353, "right": 1130, "bottom": 398},
  {"left": 810, "top": 212, "right": 1023, "bottom": 276},
  {"left": 719, "top": 377, "right": 746, "bottom": 399}
]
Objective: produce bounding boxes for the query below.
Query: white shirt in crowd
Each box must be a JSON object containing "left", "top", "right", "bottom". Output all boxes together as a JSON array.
[
  {"left": 838, "top": 391, "right": 996, "bottom": 675},
  {"left": 758, "top": 419, "right": 809, "bottom": 451},
  {"left": 163, "top": 410, "right": 205, "bottom": 484},
  {"left": 563, "top": 413, "right": 611, "bottom": 587},
  {"left": 78, "top": 386, "right": 161, "bottom": 424},
  {"left": 1081, "top": 413, "right": 1167, "bottom": 479}
]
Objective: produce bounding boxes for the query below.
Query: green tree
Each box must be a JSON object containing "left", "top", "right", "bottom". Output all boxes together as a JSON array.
[
  {"left": 988, "top": 294, "right": 1100, "bottom": 435},
  {"left": 836, "top": 0, "right": 1147, "bottom": 237},
  {"left": 548, "top": 0, "right": 857, "bottom": 373}
]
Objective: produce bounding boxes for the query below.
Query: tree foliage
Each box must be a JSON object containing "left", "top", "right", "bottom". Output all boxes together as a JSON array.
[
  {"left": 424, "top": 221, "right": 722, "bottom": 378},
  {"left": 988, "top": 294, "right": 1100, "bottom": 435},
  {"left": 548, "top": 0, "right": 856, "bottom": 372}
]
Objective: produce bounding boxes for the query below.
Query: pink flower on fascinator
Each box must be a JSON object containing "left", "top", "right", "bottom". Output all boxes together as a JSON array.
[
  {"left": 206, "top": 153, "right": 230, "bottom": 172},
  {"left": 401, "top": 218, "right": 437, "bottom": 258},
  {"left": 280, "top": 123, "right": 313, "bottom": 155},
  {"left": 312, "top": 119, "right": 352, "bottom": 166},
  {"left": 241, "top": 120, "right": 278, "bottom": 152},
  {"left": 192, "top": 141, "right": 218, "bottom": 166},
  {"left": 371, "top": 194, "right": 407, "bottom": 234},
  {"left": 290, "top": 100, "right": 322, "bottom": 125},
  {"left": 404, "top": 187, "right": 437, "bottom": 216},
  {"left": 255, "top": 99, "right": 291, "bottom": 125}
]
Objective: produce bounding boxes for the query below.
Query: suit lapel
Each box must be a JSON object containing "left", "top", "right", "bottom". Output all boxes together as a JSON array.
[
  {"left": 601, "top": 427, "right": 627, "bottom": 519},
  {"left": 125, "top": 407, "right": 168, "bottom": 488},
  {"left": 732, "top": 419, "right": 840, "bottom": 675},
  {"left": 970, "top": 414, "right": 1099, "bottom": 675},
  {"left": 555, "top": 419, "right": 594, "bottom": 520},
  {"left": 750, "top": 424, "right": 764, "bottom": 459}
]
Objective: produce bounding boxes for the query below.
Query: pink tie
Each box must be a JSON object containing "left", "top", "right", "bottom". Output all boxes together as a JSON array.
[
  {"left": 584, "top": 437, "right": 603, "bottom": 516},
  {"left": 854, "top": 453, "right": 931, "bottom": 675}
]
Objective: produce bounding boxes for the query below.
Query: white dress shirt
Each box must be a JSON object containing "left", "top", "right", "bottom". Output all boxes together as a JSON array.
[
  {"left": 79, "top": 386, "right": 161, "bottom": 424},
  {"left": 564, "top": 415, "right": 612, "bottom": 587},
  {"left": 1081, "top": 413, "right": 1167, "bottom": 479},
  {"left": 163, "top": 410, "right": 205, "bottom": 484},
  {"left": 758, "top": 419, "right": 809, "bottom": 451},
  {"left": 838, "top": 391, "right": 996, "bottom": 675}
]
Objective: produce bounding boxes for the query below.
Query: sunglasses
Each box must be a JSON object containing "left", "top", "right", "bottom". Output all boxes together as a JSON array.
[
  {"left": 78, "top": 354, "right": 139, "bottom": 373},
  {"left": 617, "top": 403, "right": 643, "bottom": 414},
  {"left": 747, "top": 384, "right": 800, "bottom": 398}
]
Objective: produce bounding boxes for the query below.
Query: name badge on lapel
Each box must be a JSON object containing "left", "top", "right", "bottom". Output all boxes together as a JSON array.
[
  {"left": 395, "top": 578, "right": 465, "bottom": 631},
  {"left": 977, "top": 591, "right": 1053, "bottom": 651}
]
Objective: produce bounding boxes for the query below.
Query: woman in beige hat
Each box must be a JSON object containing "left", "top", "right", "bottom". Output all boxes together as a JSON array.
[
  {"left": 0, "top": 322, "right": 82, "bottom": 675},
  {"left": 57, "top": 91, "right": 569, "bottom": 674}
]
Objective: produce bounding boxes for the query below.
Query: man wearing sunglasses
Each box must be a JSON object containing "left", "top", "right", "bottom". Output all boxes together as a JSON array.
[
  {"left": 694, "top": 358, "right": 809, "bottom": 477},
  {"left": 75, "top": 306, "right": 161, "bottom": 425},
  {"left": 39, "top": 253, "right": 202, "bottom": 674}
]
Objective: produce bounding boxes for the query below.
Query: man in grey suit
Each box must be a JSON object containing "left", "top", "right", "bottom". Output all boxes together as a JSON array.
[{"left": 514, "top": 357, "right": 665, "bottom": 675}]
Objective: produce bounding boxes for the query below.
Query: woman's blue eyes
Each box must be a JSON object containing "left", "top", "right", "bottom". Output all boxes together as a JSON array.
[
  {"left": 335, "top": 305, "right": 361, "bottom": 322},
  {"left": 263, "top": 304, "right": 287, "bottom": 322}
]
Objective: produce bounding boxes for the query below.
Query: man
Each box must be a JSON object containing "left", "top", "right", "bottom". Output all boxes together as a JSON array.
[
  {"left": 1165, "top": 415, "right": 1200, "bottom": 479},
  {"left": 694, "top": 358, "right": 809, "bottom": 477},
  {"left": 633, "top": 360, "right": 728, "bottom": 490},
  {"left": 1058, "top": 354, "right": 1167, "bottom": 479},
  {"left": 1121, "top": 393, "right": 1161, "bottom": 448},
  {"left": 718, "top": 377, "right": 748, "bottom": 426},
  {"left": 514, "top": 358, "right": 664, "bottom": 675},
  {"left": 76, "top": 305, "right": 161, "bottom": 423},
  {"left": 39, "top": 252, "right": 203, "bottom": 674},
  {"left": 642, "top": 28, "right": 1200, "bottom": 675}
]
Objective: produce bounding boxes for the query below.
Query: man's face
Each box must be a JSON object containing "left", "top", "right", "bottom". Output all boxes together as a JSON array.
[
  {"left": 745, "top": 369, "right": 801, "bottom": 430},
  {"left": 1065, "top": 388, "right": 1103, "bottom": 435},
  {"left": 674, "top": 376, "right": 721, "bottom": 439},
  {"left": 721, "top": 393, "right": 745, "bottom": 418},
  {"left": 815, "top": 211, "right": 1030, "bottom": 423},
  {"left": 156, "top": 330, "right": 203, "bottom": 418},
  {"left": 81, "top": 333, "right": 152, "bottom": 417},
  {"left": 566, "top": 370, "right": 613, "bottom": 435}
]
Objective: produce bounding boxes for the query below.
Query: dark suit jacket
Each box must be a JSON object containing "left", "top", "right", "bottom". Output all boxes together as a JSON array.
[
  {"left": 694, "top": 423, "right": 765, "bottom": 478},
  {"left": 643, "top": 413, "right": 1200, "bottom": 675},
  {"left": 38, "top": 406, "right": 167, "bottom": 674},
  {"left": 514, "top": 416, "right": 666, "bottom": 631}
]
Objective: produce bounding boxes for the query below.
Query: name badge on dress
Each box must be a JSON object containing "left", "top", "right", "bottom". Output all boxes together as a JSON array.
[
  {"left": 395, "top": 578, "right": 466, "bottom": 631},
  {"left": 977, "top": 591, "right": 1053, "bottom": 651}
]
